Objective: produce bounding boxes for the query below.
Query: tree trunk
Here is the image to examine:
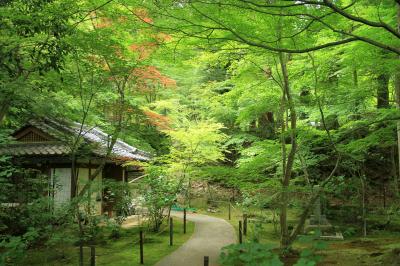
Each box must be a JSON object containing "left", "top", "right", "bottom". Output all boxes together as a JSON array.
[
  {"left": 187, "top": 177, "right": 192, "bottom": 207},
  {"left": 0, "top": 102, "right": 9, "bottom": 125},
  {"left": 395, "top": 73, "right": 400, "bottom": 196},
  {"left": 360, "top": 174, "right": 367, "bottom": 237},
  {"left": 376, "top": 74, "right": 390, "bottom": 108},
  {"left": 391, "top": 145, "right": 398, "bottom": 199},
  {"left": 353, "top": 67, "right": 362, "bottom": 113},
  {"left": 278, "top": 52, "right": 297, "bottom": 249},
  {"left": 395, "top": 3, "right": 400, "bottom": 197}
]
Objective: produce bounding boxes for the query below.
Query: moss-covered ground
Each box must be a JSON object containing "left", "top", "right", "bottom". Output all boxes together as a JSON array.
[
  {"left": 21, "top": 218, "right": 194, "bottom": 266},
  {"left": 191, "top": 198, "right": 400, "bottom": 266}
]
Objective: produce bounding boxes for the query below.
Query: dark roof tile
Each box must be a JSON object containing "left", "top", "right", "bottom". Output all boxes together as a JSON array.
[{"left": 1, "top": 119, "right": 150, "bottom": 161}]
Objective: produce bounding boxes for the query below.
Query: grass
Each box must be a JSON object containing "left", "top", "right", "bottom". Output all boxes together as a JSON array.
[{"left": 20, "top": 218, "right": 194, "bottom": 266}]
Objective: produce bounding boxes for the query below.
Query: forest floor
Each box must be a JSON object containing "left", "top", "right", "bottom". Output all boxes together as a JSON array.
[
  {"left": 21, "top": 218, "right": 194, "bottom": 266},
  {"left": 322, "top": 235, "right": 400, "bottom": 265},
  {"left": 190, "top": 199, "right": 400, "bottom": 266}
]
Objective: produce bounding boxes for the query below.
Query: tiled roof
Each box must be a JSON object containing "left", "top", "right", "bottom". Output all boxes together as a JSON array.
[
  {"left": 0, "top": 142, "right": 70, "bottom": 156},
  {"left": 0, "top": 119, "right": 151, "bottom": 161}
]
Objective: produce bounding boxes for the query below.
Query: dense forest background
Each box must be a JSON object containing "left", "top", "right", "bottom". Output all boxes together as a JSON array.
[{"left": 1, "top": 0, "right": 400, "bottom": 265}]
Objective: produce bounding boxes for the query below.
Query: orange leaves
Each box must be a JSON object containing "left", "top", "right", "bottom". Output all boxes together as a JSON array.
[
  {"left": 118, "top": 16, "right": 128, "bottom": 23},
  {"left": 129, "top": 42, "right": 157, "bottom": 60},
  {"left": 154, "top": 32, "right": 172, "bottom": 42},
  {"left": 132, "top": 66, "right": 176, "bottom": 89},
  {"left": 133, "top": 8, "right": 153, "bottom": 24},
  {"left": 95, "top": 17, "right": 112, "bottom": 29},
  {"left": 143, "top": 109, "right": 171, "bottom": 130},
  {"left": 128, "top": 33, "right": 172, "bottom": 61}
]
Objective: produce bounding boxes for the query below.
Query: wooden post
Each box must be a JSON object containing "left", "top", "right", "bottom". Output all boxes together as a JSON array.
[
  {"left": 90, "top": 246, "right": 95, "bottom": 266},
  {"left": 184, "top": 208, "right": 187, "bottom": 234},
  {"left": 139, "top": 230, "right": 144, "bottom": 264},
  {"left": 169, "top": 217, "right": 173, "bottom": 246},
  {"left": 239, "top": 221, "right": 243, "bottom": 244},
  {"left": 204, "top": 256, "right": 209, "bottom": 266},
  {"left": 228, "top": 203, "right": 231, "bottom": 220},
  {"left": 79, "top": 245, "right": 84, "bottom": 266},
  {"left": 243, "top": 214, "right": 247, "bottom": 236},
  {"left": 383, "top": 185, "right": 387, "bottom": 208}
]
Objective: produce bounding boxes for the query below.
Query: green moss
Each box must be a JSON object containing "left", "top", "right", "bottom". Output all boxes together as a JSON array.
[
  {"left": 21, "top": 219, "right": 194, "bottom": 266},
  {"left": 193, "top": 199, "right": 400, "bottom": 265}
]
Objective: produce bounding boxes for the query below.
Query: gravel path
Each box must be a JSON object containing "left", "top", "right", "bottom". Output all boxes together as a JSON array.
[{"left": 154, "top": 211, "right": 236, "bottom": 266}]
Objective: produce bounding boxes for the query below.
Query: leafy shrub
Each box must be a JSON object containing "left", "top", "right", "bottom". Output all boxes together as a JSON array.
[
  {"left": 0, "top": 228, "right": 39, "bottom": 265},
  {"left": 103, "top": 179, "right": 132, "bottom": 228},
  {"left": 342, "top": 227, "right": 357, "bottom": 237},
  {"left": 294, "top": 232, "right": 328, "bottom": 266},
  {"left": 141, "top": 167, "right": 177, "bottom": 232},
  {"left": 219, "top": 242, "right": 283, "bottom": 266}
]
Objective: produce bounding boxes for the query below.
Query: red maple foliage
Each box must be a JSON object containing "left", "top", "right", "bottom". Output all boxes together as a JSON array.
[
  {"left": 129, "top": 42, "right": 158, "bottom": 60},
  {"left": 132, "top": 66, "right": 176, "bottom": 90},
  {"left": 128, "top": 33, "right": 171, "bottom": 61},
  {"left": 153, "top": 32, "right": 172, "bottom": 42},
  {"left": 118, "top": 16, "right": 128, "bottom": 23},
  {"left": 95, "top": 17, "right": 113, "bottom": 28},
  {"left": 133, "top": 8, "right": 153, "bottom": 24},
  {"left": 143, "top": 109, "right": 171, "bottom": 130}
]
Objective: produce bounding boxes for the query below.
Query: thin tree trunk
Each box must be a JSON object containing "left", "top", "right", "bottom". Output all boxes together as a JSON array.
[
  {"left": 287, "top": 54, "right": 341, "bottom": 245},
  {"left": 360, "top": 174, "right": 367, "bottom": 237},
  {"left": 279, "top": 89, "right": 287, "bottom": 247},
  {"left": 187, "top": 177, "right": 192, "bottom": 207},
  {"left": 395, "top": 3, "right": 400, "bottom": 197},
  {"left": 377, "top": 74, "right": 390, "bottom": 108},
  {"left": 0, "top": 101, "right": 9, "bottom": 125},
  {"left": 391, "top": 145, "right": 397, "bottom": 201},
  {"left": 278, "top": 52, "right": 297, "bottom": 249},
  {"left": 352, "top": 68, "right": 362, "bottom": 113},
  {"left": 77, "top": 210, "right": 85, "bottom": 266}
]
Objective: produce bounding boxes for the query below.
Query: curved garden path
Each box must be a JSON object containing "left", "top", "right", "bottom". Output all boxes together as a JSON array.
[{"left": 154, "top": 211, "right": 236, "bottom": 266}]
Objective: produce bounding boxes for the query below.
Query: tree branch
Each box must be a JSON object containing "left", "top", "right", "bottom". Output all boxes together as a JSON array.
[
  {"left": 318, "top": 0, "right": 400, "bottom": 39},
  {"left": 139, "top": 2, "right": 400, "bottom": 55}
]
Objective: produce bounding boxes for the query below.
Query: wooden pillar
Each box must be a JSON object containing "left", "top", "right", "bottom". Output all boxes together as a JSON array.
[
  {"left": 90, "top": 246, "right": 95, "bottom": 266},
  {"left": 139, "top": 230, "right": 144, "bottom": 264},
  {"left": 79, "top": 245, "right": 84, "bottom": 266},
  {"left": 71, "top": 166, "right": 76, "bottom": 198},
  {"left": 239, "top": 221, "right": 243, "bottom": 244},
  {"left": 88, "top": 161, "right": 92, "bottom": 213},
  {"left": 184, "top": 208, "right": 187, "bottom": 234},
  {"left": 243, "top": 214, "right": 247, "bottom": 236},
  {"left": 204, "top": 256, "right": 209, "bottom": 266},
  {"left": 169, "top": 217, "right": 173, "bottom": 246}
]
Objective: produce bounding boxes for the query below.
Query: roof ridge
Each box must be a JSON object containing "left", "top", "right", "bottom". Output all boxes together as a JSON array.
[{"left": 21, "top": 118, "right": 151, "bottom": 161}]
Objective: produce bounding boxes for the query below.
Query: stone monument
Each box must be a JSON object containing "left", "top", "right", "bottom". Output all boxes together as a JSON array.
[{"left": 303, "top": 185, "right": 343, "bottom": 240}]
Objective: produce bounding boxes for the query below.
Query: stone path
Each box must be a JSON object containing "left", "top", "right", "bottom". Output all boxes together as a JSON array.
[{"left": 155, "top": 211, "right": 236, "bottom": 266}]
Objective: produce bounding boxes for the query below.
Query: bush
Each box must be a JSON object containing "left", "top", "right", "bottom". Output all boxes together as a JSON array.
[
  {"left": 141, "top": 167, "right": 177, "bottom": 232},
  {"left": 0, "top": 228, "right": 39, "bottom": 265},
  {"left": 219, "top": 242, "right": 283, "bottom": 266}
]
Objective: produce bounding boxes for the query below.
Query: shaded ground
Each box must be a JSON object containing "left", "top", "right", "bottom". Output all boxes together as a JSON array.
[
  {"left": 320, "top": 236, "right": 400, "bottom": 266},
  {"left": 22, "top": 218, "right": 194, "bottom": 266},
  {"left": 155, "top": 211, "right": 236, "bottom": 266},
  {"left": 190, "top": 200, "right": 400, "bottom": 266}
]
